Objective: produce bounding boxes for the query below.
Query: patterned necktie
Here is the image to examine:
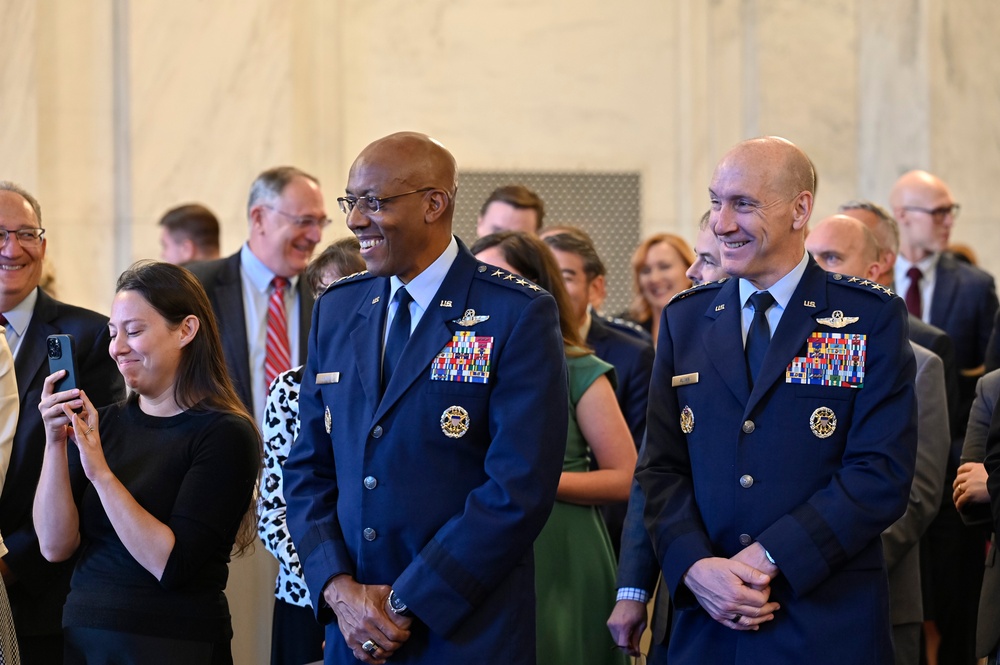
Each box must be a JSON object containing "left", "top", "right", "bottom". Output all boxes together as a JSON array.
[
  {"left": 382, "top": 287, "right": 413, "bottom": 390},
  {"left": 905, "top": 266, "right": 923, "bottom": 318},
  {"left": 745, "top": 291, "right": 776, "bottom": 388},
  {"left": 265, "top": 277, "right": 291, "bottom": 389}
]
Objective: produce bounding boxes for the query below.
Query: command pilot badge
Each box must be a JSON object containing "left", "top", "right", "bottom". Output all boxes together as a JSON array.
[
  {"left": 324, "top": 406, "right": 332, "bottom": 434},
  {"left": 441, "top": 406, "right": 470, "bottom": 438},
  {"left": 680, "top": 405, "right": 694, "bottom": 434},
  {"left": 453, "top": 309, "right": 490, "bottom": 326},
  {"left": 809, "top": 406, "right": 837, "bottom": 438},
  {"left": 816, "top": 310, "right": 860, "bottom": 328}
]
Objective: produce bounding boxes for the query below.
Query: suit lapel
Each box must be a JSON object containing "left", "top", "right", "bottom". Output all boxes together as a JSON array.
[
  {"left": 372, "top": 250, "right": 476, "bottom": 424},
  {"left": 216, "top": 255, "right": 251, "bottom": 401},
  {"left": 351, "top": 280, "right": 390, "bottom": 414},
  {"left": 14, "top": 289, "right": 58, "bottom": 402},
  {"left": 702, "top": 280, "right": 750, "bottom": 404},
  {"left": 929, "top": 256, "right": 958, "bottom": 330},
  {"left": 297, "top": 277, "right": 315, "bottom": 359},
  {"left": 745, "top": 261, "right": 828, "bottom": 414}
]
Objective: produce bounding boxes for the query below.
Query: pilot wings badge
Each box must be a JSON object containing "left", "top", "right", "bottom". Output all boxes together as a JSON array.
[
  {"left": 453, "top": 309, "right": 490, "bottom": 326},
  {"left": 816, "top": 310, "right": 859, "bottom": 328}
]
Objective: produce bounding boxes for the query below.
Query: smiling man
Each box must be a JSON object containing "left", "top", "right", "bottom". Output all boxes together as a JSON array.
[
  {"left": 284, "top": 132, "right": 567, "bottom": 664},
  {"left": 0, "top": 181, "right": 123, "bottom": 663},
  {"left": 635, "top": 137, "right": 917, "bottom": 664}
]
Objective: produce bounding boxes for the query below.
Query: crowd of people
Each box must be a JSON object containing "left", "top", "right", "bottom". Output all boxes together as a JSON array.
[{"left": 0, "top": 130, "right": 996, "bottom": 665}]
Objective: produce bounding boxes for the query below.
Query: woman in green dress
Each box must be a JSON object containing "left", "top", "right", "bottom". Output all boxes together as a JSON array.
[{"left": 473, "top": 232, "right": 635, "bottom": 665}]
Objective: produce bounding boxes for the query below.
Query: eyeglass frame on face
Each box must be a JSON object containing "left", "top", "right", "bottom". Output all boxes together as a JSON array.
[
  {"left": 262, "top": 205, "right": 333, "bottom": 230},
  {"left": 901, "top": 203, "right": 961, "bottom": 221},
  {"left": 0, "top": 227, "right": 45, "bottom": 248},
  {"left": 336, "top": 187, "right": 442, "bottom": 216}
]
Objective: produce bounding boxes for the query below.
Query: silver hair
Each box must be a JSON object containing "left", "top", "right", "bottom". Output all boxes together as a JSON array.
[
  {"left": 839, "top": 199, "right": 899, "bottom": 254},
  {"left": 0, "top": 181, "right": 42, "bottom": 225},
  {"left": 246, "top": 166, "right": 319, "bottom": 216}
]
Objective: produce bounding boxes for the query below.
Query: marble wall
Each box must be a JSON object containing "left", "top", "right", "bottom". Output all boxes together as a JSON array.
[{"left": 2, "top": 0, "right": 999, "bottom": 661}]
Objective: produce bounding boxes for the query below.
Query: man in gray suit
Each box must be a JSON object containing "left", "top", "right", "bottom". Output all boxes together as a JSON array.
[{"left": 807, "top": 215, "right": 950, "bottom": 664}]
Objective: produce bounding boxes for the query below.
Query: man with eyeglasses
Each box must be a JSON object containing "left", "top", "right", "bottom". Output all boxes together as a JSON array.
[
  {"left": 187, "top": 166, "right": 327, "bottom": 664},
  {"left": 0, "top": 181, "right": 124, "bottom": 664},
  {"left": 890, "top": 171, "right": 998, "bottom": 665},
  {"left": 284, "top": 132, "right": 567, "bottom": 664}
]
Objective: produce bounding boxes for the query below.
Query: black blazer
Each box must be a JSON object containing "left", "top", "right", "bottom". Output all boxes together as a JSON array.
[
  {"left": 0, "top": 289, "right": 124, "bottom": 637},
  {"left": 188, "top": 251, "right": 314, "bottom": 413}
]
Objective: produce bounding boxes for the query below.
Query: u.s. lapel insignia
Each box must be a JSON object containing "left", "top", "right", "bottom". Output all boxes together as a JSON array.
[
  {"left": 440, "top": 300, "right": 453, "bottom": 307},
  {"left": 324, "top": 406, "right": 332, "bottom": 433},
  {"left": 453, "top": 309, "right": 490, "bottom": 326},
  {"left": 816, "top": 310, "right": 859, "bottom": 328},
  {"left": 372, "top": 296, "right": 380, "bottom": 305},
  {"left": 680, "top": 405, "right": 694, "bottom": 434},
  {"left": 809, "top": 407, "right": 836, "bottom": 439},
  {"left": 441, "top": 405, "right": 470, "bottom": 438}
]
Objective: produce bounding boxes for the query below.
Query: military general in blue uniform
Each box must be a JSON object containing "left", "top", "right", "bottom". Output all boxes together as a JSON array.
[
  {"left": 635, "top": 137, "right": 918, "bottom": 664},
  {"left": 284, "top": 132, "right": 568, "bottom": 664}
]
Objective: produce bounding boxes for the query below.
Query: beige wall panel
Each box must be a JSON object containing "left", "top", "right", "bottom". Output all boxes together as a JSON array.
[
  {"left": 928, "top": 0, "right": 1000, "bottom": 276},
  {"left": 0, "top": 0, "right": 39, "bottom": 189}
]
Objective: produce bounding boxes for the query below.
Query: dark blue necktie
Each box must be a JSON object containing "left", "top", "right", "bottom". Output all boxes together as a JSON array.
[
  {"left": 382, "top": 287, "right": 413, "bottom": 390},
  {"left": 745, "top": 291, "right": 776, "bottom": 388}
]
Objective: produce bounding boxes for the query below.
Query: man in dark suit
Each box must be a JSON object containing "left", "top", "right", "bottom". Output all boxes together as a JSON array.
[
  {"left": 956, "top": 370, "right": 1000, "bottom": 663},
  {"left": 284, "top": 132, "right": 567, "bottom": 664},
  {"left": 807, "top": 214, "right": 951, "bottom": 665},
  {"left": 540, "top": 226, "right": 654, "bottom": 554},
  {"left": 606, "top": 215, "right": 727, "bottom": 663},
  {"left": 0, "top": 182, "right": 124, "bottom": 664},
  {"left": 889, "top": 172, "right": 996, "bottom": 665},
  {"left": 187, "top": 166, "right": 327, "bottom": 423},
  {"left": 636, "top": 138, "right": 917, "bottom": 664}
]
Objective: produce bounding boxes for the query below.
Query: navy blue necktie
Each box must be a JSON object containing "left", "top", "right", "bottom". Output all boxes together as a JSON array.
[
  {"left": 745, "top": 291, "right": 776, "bottom": 388},
  {"left": 382, "top": 288, "right": 413, "bottom": 390}
]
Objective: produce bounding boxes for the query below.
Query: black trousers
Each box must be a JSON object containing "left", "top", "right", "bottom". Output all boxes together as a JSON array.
[
  {"left": 64, "top": 626, "right": 230, "bottom": 665},
  {"left": 270, "top": 597, "right": 324, "bottom": 665}
]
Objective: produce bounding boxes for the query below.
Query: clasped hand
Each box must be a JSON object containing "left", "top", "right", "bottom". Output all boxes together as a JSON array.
[
  {"left": 323, "top": 575, "right": 412, "bottom": 663},
  {"left": 683, "top": 542, "right": 781, "bottom": 631}
]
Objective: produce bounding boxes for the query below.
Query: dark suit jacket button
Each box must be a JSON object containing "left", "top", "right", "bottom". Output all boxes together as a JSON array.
[
  {"left": 739, "top": 474, "right": 754, "bottom": 489},
  {"left": 739, "top": 533, "right": 753, "bottom": 546},
  {"left": 742, "top": 420, "right": 755, "bottom": 434},
  {"left": 363, "top": 528, "right": 377, "bottom": 541},
  {"left": 364, "top": 476, "right": 377, "bottom": 490},
  {"left": 372, "top": 425, "right": 383, "bottom": 438}
]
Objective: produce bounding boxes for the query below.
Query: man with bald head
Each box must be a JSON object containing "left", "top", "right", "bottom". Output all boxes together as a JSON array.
[
  {"left": 808, "top": 214, "right": 950, "bottom": 665},
  {"left": 635, "top": 137, "right": 917, "bottom": 664},
  {"left": 284, "top": 132, "right": 568, "bottom": 664}
]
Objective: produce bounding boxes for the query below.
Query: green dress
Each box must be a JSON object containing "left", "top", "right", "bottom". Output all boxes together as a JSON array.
[{"left": 534, "top": 352, "right": 630, "bottom": 665}]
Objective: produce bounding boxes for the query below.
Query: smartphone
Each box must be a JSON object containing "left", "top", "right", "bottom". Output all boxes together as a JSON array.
[{"left": 47, "top": 334, "right": 80, "bottom": 393}]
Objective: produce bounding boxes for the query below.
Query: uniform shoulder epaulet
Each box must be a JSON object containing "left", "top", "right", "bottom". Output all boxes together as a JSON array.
[
  {"left": 318, "top": 269, "right": 373, "bottom": 296},
  {"left": 475, "top": 264, "right": 546, "bottom": 297},
  {"left": 669, "top": 277, "right": 729, "bottom": 304},
  {"left": 601, "top": 315, "right": 650, "bottom": 340},
  {"left": 827, "top": 273, "right": 896, "bottom": 301}
]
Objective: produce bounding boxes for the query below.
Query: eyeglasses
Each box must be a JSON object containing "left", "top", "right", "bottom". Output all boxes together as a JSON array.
[
  {"left": 337, "top": 188, "right": 436, "bottom": 215},
  {"left": 0, "top": 228, "right": 45, "bottom": 248},
  {"left": 264, "top": 206, "right": 332, "bottom": 230},
  {"left": 902, "top": 204, "right": 961, "bottom": 221}
]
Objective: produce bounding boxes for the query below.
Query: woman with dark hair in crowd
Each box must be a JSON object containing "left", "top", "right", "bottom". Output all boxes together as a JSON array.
[
  {"left": 259, "top": 237, "right": 365, "bottom": 665},
  {"left": 625, "top": 233, "right": 695, "bottom": 344},
  {"left": 34, "top": 261, "right": 260, "bottom": 665},
  {"left": 471, "top": 231, "right": 633, "bottom": 665}
]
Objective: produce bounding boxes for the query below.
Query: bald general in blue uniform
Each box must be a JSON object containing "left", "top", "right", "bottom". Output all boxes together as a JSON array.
[
  {"left": 636, "top": 137, "right": 917, "bottom": 664},
  {"left": 284, "top": 132, "right": 567, "bottom": 665}
]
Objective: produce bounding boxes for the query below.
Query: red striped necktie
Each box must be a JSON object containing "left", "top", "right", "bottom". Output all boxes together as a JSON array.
[{"left": 265, "top": 277, "right": 291, "bottom": 389}]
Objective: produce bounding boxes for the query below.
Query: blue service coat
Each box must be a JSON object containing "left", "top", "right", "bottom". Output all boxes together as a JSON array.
[
  {"left": 636, "top": 258, "right": 917, "bottom": 664},
  {"left": 284, "top": 243, "right": 568, "bottom": 664}
]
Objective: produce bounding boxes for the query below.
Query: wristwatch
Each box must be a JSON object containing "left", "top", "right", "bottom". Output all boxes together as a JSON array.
[{"left": 388, "top": 589, "right": 411, "bottom": 616}]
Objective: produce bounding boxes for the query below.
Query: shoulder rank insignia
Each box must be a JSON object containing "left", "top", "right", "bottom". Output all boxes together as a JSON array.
[
  {"left": 453, "top": 309, "right": 490, "bottom": 326},
  {"left": 816, "top": 310, "right": 859, "bottom": 328}
]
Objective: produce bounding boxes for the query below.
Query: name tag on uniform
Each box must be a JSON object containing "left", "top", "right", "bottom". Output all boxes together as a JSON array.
[
  {"left": 316, "top": 372, "right": 340, "bottom": 385},
  {"left": 672, "top": 372, "right": 699, "bottom": 387}
]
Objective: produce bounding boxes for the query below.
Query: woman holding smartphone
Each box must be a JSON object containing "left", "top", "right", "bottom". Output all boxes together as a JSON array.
[{"left": 33, "top": 261, "right": 260, "bottom": 665}]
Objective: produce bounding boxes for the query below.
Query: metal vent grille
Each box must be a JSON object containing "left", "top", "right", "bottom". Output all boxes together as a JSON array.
[{"left": 453, "top": 171, "right": 642, "bottom": 317}]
